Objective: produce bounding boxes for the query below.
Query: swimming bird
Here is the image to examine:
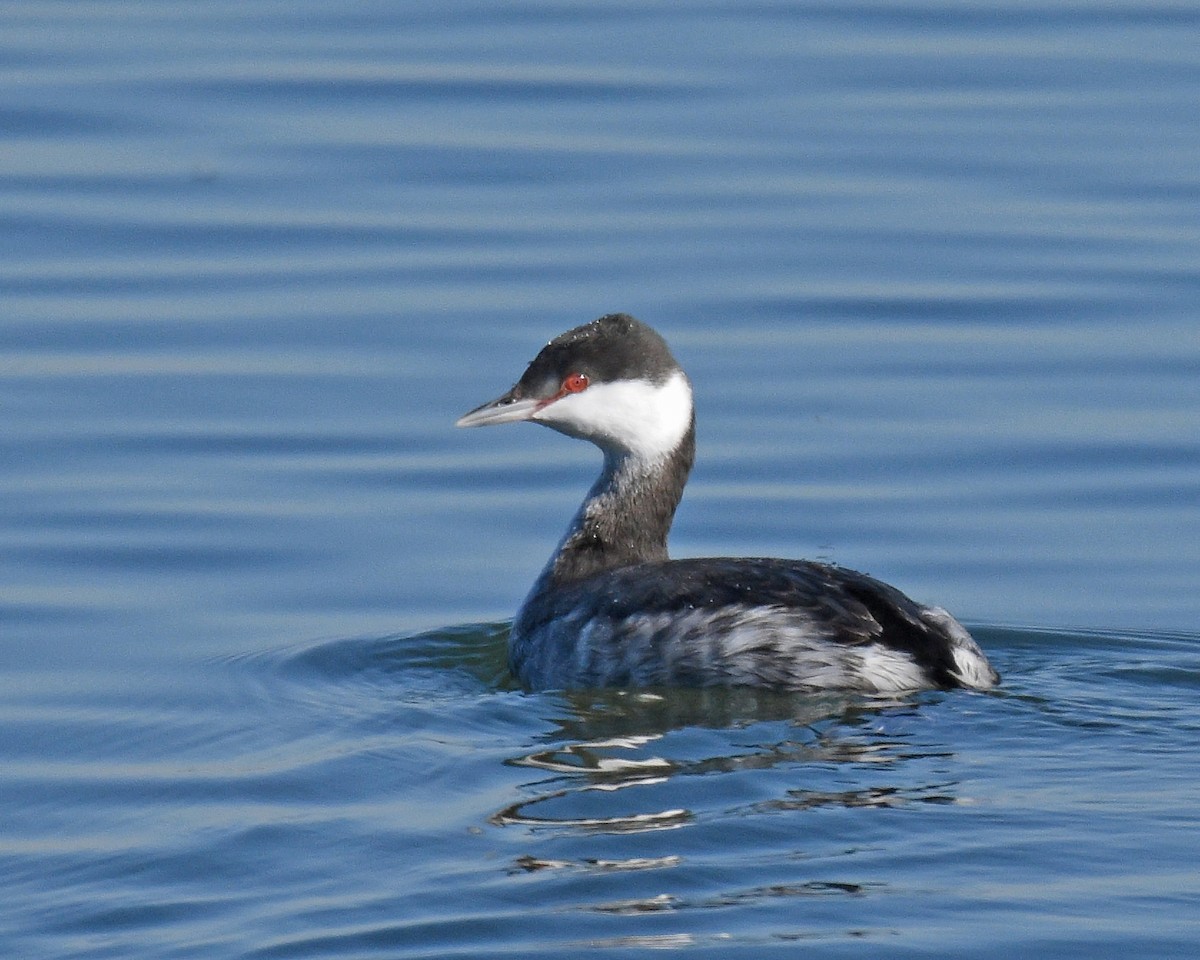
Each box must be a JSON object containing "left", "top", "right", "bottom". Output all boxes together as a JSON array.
[{"left": 457, "top": 313, "right": 998, "bottom": 694}]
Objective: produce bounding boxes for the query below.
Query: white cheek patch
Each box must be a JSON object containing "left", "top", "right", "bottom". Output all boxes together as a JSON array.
[{"left": 535, "top": 371, "right": 693, "bottom": 462}]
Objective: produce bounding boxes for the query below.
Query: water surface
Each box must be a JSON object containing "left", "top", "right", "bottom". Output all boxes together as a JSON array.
[{"left": 2, "top": 2, "right": 1198, "bottom": 957}]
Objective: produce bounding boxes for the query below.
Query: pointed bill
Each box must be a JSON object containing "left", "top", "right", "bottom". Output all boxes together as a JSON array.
[{"left": 455, "top": 389, "right": 544, "bottom": 428}]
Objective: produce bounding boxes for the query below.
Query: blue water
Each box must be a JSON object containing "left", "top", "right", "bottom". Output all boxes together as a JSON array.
[{"left": 3, "top": 2, "right": 1199, "bottom": 957}]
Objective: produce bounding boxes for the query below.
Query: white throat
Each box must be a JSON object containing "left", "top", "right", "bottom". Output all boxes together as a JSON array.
[{"left": 534, "top": 370, "right": 693, "bottom": 463}]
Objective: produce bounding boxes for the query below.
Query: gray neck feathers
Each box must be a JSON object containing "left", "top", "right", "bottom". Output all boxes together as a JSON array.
[{"left": 546, "top": 417, "right": 695, "bottom": 586}]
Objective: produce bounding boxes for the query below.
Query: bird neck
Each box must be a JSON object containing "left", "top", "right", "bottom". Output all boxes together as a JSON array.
[{"left": 545, "top": 418, "right": 695, "bottom": 586}]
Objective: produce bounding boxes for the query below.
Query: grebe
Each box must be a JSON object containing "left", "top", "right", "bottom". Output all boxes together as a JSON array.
[{"left": 457, "top": 314, "right": 998, "bottom": 694}]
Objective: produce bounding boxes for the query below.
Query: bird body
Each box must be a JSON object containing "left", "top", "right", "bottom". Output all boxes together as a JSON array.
[{"left": 458, "top": 314, "right": 998, "bottom": 694}]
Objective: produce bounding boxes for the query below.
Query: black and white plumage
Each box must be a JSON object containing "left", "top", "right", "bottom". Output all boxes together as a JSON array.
[{"left": 457, "top": 313, "right": 999, "bottom": 694}]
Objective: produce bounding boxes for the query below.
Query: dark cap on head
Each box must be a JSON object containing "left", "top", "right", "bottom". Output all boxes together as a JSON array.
[{"left": 516, "top": 314, "right": 681, "bottom": 395}]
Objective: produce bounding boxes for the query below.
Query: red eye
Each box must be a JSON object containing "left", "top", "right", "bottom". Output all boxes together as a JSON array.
[{"left": 562, "top": 372, "right": 589, "bottom": 393}]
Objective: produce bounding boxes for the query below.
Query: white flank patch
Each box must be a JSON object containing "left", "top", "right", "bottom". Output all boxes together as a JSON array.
[
  {"left": 951, "top": 646, "right": 999, "bottom": 689},
  {"left": 856, "top": 645, "right": 931, "bottom": 693},
  {"left": 535, "top": 370, "right": 693, "bottom": 462},
  {"left": 921, "top": 605, "right": 998, "bottom": 690}
]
